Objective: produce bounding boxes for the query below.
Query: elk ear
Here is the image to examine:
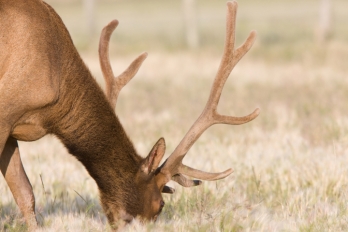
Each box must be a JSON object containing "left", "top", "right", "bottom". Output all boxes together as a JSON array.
[{"left": 141, "top": 138, "right": 166, "bottom": 175}]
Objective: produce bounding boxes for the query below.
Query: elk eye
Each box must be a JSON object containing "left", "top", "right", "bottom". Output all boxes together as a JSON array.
[{"left": 160, "top": 200, "right": 165, "bottom": 208}]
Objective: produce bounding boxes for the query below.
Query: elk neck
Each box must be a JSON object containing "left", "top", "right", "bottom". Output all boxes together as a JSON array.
[{"left": 46, "top": 52, "right": 143, "bottom": 194}]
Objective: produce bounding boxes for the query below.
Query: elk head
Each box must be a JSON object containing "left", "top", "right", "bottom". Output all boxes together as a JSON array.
[
  {"left": 98, "top": 0, "right": 259, "bottom": 226},
  {"left": 99, "top": 138, "right": 167, "bottom": 227}
]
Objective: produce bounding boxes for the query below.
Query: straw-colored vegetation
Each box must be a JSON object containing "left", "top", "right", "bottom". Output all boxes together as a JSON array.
[{"left": 1, "top": 0, "right": 348, "bottom": 231}]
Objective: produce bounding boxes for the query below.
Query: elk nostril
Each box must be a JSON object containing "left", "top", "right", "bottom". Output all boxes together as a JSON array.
[{"left": 160, "top": 200, "right": 165, "bottom": 208}]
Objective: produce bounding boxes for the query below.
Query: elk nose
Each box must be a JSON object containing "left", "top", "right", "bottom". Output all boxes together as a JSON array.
[{"left": 160, "top": 200, "right": 165, "bottom": 208}]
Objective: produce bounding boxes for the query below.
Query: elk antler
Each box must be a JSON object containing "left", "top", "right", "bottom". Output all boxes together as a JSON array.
[
  {"left": 157, "top": 1, "right": 260, "bottom": 187},
  {"left": 99, "top": 20, "right": 187, "bottom": 193},
  {"left": 99, "top": 20, "right": 148, "bottom": 108}
]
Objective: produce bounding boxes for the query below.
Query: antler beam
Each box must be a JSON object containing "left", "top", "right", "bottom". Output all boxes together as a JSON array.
[{"left": 158, "top": 1, "right": 260, "bottom": 185}]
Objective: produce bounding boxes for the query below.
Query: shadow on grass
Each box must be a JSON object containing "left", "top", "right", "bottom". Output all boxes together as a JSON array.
[{"left": 0, "top": 193, "right": 106, "bottom": 231}]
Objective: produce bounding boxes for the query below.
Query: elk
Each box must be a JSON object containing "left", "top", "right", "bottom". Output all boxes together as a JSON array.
[{"left": 0, "top": 0, "right": 259, "bottom": 230}]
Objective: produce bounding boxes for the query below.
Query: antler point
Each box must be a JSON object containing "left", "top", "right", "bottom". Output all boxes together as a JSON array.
[
  {"left": 227, "top": 1, "right": 238, "bottom": 9},
  {"left": 108, "top": 20, "right": 119, "bottom": 29},
  {"left": 141, "top": 52, "right": 149, "bottom": 58},
  {"left": 254, "top": 108, "right": 261, "bottom": 116}
]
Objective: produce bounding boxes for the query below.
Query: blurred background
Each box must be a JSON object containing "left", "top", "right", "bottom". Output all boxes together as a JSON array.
[
  {"left": 45, "top": 0, "right": 348, "bottom": 62},
  {"left": 43, "top": 0, "right": 348, "bottom": 146}
]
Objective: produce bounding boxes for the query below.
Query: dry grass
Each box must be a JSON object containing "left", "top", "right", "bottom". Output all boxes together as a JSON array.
[{"left": 1, "top": 0, "right": 348, "bottom": 231}]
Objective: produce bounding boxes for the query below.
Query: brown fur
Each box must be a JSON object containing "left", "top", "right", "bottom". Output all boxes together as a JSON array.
[{"left": 0, "top": 0, "right": 166, "bottom": 229}]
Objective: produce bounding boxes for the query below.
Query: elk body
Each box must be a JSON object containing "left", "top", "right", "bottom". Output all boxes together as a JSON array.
[{"left": 0, "top": 0, "right": 259, "bottom": 230}]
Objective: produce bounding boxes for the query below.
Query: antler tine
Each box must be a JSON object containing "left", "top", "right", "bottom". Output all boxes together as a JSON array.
[
  {"left": 99, "top": 20, "right": 118, "bottom": 101},
  {"left": 99, "top": 20, "right": 147, "bottom": 108},
  {"left": 158, "top": 0, "right": 260, "bottom": 184},
  {"left": 207, "top": 1, "right": 256, "bottom": 113},
  {"left": 172, "top": 174, "right": 202, "bottom": 187},
  {"left": 178, "top": 165, "right": 233, "bottom": 181}
]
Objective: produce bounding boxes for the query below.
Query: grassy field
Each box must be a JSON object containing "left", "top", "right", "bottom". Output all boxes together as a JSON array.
[{"left": 1, "top": 0, "right": 348, "bottom": 231}]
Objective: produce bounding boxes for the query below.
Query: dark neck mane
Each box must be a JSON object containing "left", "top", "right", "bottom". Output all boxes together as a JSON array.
[{"left": 47, "top": 54, "right": 143, "bottom": 192}]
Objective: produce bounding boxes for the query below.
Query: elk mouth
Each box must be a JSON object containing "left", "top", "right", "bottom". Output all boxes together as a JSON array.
[{"left": 152, "top": 200, "right": 165, "bottom": 222}]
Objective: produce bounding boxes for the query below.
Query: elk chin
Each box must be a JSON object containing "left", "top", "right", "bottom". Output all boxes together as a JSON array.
[
  {"left": 108, "top": 208, "right": 134, "bottom": 230},
  {"left": 100, "top": 195, "right": 134, "bottom": 229}
]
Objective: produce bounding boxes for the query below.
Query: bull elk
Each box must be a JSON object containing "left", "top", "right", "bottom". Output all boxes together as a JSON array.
[{"left": 0, "top": 0, "right": 259, "bottom": 230}]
